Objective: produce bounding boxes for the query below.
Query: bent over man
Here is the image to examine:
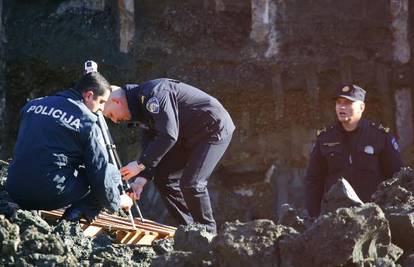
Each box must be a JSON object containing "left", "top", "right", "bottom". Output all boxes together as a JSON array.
[
  {"left": 103, "top": 78, "right": 235, "bottom": 233},
  {"left": 305, "top": 84, "right": 403, "bottom": 217},
  {"left": 6, "top": 63, "right": 132, "bottom": 221}
]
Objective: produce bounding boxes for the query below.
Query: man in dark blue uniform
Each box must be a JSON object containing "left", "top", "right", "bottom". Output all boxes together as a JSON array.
[
  {"left": 305, "top": 84, "right": 403, "bottom": 217},
  {"left": 6, "top": 63, "right": 132, "bottom": 221},
  {"left": 103, "top": 78, "right": 235, "bottom": 233}
]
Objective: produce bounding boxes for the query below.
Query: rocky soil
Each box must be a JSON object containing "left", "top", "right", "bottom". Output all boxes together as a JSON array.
[{"left": 1, "top": 160, "right": 414, "bottom": 266}]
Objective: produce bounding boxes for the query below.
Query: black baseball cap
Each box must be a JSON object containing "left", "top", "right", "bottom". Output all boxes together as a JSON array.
[{"left": 334, "top": 84, "right": 366, "bottom": 102}]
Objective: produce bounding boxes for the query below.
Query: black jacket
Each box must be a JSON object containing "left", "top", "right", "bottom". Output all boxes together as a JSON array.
[
  {"left": 123, "top": 78, "right": 235, "bottom": 179},
  {"left": 305, "top": 119, "right": 403, "bottom": 216}
]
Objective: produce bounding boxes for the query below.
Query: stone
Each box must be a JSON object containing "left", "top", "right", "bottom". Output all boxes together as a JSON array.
[
  {"left": 213, "top": 219, "right": 297, "bottom": 267},
  {"left": 173, "top": 224, "right": 215, "bottom": 256},
  {"left": 277, "top": 203, "right": 312, "bottom": 233},
  {"left": 151, "top": 251, "right": 214, "bottom": 267},
  {"left": 152, "top": 238, "right": 174, "bottom": 255},
  {"left": 320, "top": 177, "right": 364, "bottom": 215},
  {"left": 279, "top": 204, "right": 403, "bottom": 267},
  {"left": 0, "top": 215, "right": 20, "bottom": 256}
]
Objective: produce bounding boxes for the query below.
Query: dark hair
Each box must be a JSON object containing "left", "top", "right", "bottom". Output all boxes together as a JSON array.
[{"left": 75, "top": 72, "right": 111, "bottom": 99}]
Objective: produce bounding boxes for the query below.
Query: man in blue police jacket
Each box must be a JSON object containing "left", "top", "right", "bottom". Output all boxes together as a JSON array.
[
  {"left": 103, "top": 78, "right": 235, "bottom": 233},
  {"left": 6, "top": 64, "right": 132, "bottom": 221}
]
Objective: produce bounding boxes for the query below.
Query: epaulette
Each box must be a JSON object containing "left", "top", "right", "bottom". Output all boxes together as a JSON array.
[
  {"left": 370, "top": 122, "right": 390, "bottom": 134},
  {"left": 316, "top": 127, "right": 326, "bottom": 136},
  {"left": 316, "top": 125, "right": 335, "bottom": 137}
]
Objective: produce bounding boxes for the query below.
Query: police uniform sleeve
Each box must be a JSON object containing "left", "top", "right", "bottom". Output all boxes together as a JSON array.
[
  {"left": 83, "top": 123, "right": 121, "bottom": 211},
  {"left": 138, "top": 90, "right": 179, "bottom": 179},
  {"left": 379, "top": 133, "right": 403, "bottom": 180},
  {"left": 305, "top": 137, "right": 327, "bottom": 217}
]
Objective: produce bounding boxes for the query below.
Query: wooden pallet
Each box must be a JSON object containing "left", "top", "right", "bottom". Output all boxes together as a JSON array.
[{"left": 40, "top": 209, "right": 176, "bottom": 245}]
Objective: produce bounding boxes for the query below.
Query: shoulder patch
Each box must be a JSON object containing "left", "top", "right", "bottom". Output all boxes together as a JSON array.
[
  {"left": 391, "top": 137, "right": 399, "bottom": 151},
  {"left": 146, "top": 97, "right": 160, "bottom": 114}
]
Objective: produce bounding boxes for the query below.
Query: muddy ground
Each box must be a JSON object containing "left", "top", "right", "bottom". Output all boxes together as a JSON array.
[{"left": 1, "top": 160, "right": 414, "bottom": 266}]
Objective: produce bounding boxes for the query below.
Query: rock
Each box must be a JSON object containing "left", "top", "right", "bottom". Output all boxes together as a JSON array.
[
  {"left": 173, "top": 224, "right": 215, "bottom": 256},
  {"left": 12, "top": 210, "right": 51, "bottom": 234},
  {"left": 0, "top": 215, "right": 20, "bottom": 261},
  {"left": 387, "top": 212, "right": 414, "bottom": 253},
  {"left": 151, "top": 251, "right": 214, "bottom": 267},
  {"left": 277, "top": 203, "right": 312, "bottom": 233},
  {"left": 52, "top": 220, "right": 93, "bottom": 260},
  {"left": 320, "top": 177, "right": 364, "bottom": 215},
  {"left": 279, "top": 203, "right": 403, "bottom": 267},
  {"left": 152, "top": 238, "right": 174, "bottom": 255},
  {"left": 401, "top": 253, "right": 414, "bottom": 267},
  {"left": 373, "top": 167, "right": 414, "bottom": 253},
  {"left": 20, "top": 225, "right": 78, "bottom": 266},
  {"left": 213, "top": 219, "right": 297, "bottom": 267}
]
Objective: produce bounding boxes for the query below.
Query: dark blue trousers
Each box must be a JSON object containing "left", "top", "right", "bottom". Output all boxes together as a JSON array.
[
  {"left": 7, "top": 168, "right": 101, "bottom": 218},
  {"left": 154, "top": 135, "right": 232, "bottom": 233}
]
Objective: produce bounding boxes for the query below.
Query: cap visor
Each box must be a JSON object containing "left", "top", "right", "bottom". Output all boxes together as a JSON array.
[{"left": 333, "top": 95, "right": 359, "bottom": 102}]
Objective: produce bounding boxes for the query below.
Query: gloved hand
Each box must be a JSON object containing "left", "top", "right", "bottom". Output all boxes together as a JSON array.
[
  {"left": 119, "top": 193, "right": 133, "bottom": 210},
  {"left": 120, "top": 161, "right": 145, "bottom": 181},
  {"left": 128, "top": 177, "right": 148, "bottom": 200}
]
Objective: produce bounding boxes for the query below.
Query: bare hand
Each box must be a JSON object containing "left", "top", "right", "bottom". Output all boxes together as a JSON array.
[
  {"left": 120, "top": 161, "right": 145, "bottom": 181},
  {"left": 119, "top": 193, "right": 133, "bottom": 210},
  {"left": 127, "top": 177, "right": 147, "bottom": 200}
]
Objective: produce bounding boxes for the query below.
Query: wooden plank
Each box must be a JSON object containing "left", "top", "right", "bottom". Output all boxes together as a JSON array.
[
  {"left": 40, "top": 209, "right": 176, "bottom": 245},
  {"left": 83, "top": 225, "right": 104, "bottom": 237},
  {"left": 135, "top": 232, "right": 159, "bottom": 246}
]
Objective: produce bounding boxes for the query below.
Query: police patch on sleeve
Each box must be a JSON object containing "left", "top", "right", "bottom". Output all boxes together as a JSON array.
[
  {"left": 146, "top": 97, "right": 160, "bottom": 114},
  {"left": 391, "top": 137, "right": 399, "bottom": 151}
]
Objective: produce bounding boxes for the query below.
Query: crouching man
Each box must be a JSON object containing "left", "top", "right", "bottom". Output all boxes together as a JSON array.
[{"left": 6, "top": 62, "right": 132, "bottom": 221}]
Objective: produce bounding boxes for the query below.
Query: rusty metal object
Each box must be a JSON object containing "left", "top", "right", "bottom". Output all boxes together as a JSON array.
[{"left": 40, "top": 209, "right": 175, "bottom": 245}]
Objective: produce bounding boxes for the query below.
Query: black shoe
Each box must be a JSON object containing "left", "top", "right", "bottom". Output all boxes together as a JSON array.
[{"left": 62, "top": 207, "right": 84, "bottom": 222}]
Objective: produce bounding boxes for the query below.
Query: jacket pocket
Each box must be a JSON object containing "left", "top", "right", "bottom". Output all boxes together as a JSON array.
[
  {"left": 355, "top": 145, "right": 379, "bottom": 172},
  {"left": 320, "top": 144, "right": 344, "bottom": 173}
]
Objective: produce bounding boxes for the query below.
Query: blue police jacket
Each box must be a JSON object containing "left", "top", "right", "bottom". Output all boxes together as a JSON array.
[
  {"left": 6, "top": 89, "right": 121, "bottom": 211},
  {"left": 123, "top": 78, "right": 236, "bottom": 179}
]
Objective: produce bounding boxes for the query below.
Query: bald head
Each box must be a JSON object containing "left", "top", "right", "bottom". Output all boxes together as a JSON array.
[{"left": 103, "top": 85, "right": 131, "bottom": 123}]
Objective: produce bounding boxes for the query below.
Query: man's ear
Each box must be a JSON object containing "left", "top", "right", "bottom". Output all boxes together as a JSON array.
[
  {"left": 360, "top": 102, "right": 365, "bottom": 112},
  {"left": 82, "top": 90, "right": 94, "bottom": 100},
  {"left": 112, "top": 98, "right": 121, "bottom": 105}
]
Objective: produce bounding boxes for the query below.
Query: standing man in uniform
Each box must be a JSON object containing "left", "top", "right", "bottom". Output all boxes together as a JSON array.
[
  {"left": 103, "top": 78, "right": 235, "bottom": 233},
  {"left": 6, "top": 61, "right": 133, "bottom": 221},
  {"left": 305, "top": 84, "right": 403, "bottom": 217}
]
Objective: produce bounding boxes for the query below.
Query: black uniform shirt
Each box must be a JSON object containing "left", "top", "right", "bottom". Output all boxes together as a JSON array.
[
  {"left": 123, "top": 78, "right": 235, "bottom": 179},
  {"left": 305, "top": 119, "right": 403, "bottom": 217}
]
